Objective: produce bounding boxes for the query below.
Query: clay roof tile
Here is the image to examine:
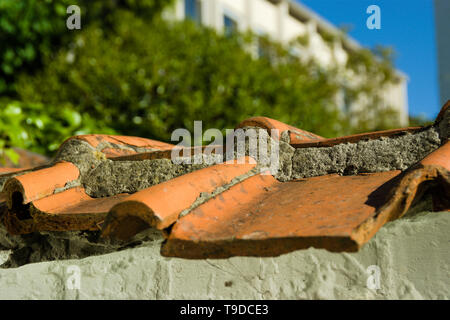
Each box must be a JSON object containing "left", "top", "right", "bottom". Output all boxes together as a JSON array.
[{"left": 102, "top": 157, "right": 256, "bottom": 240}]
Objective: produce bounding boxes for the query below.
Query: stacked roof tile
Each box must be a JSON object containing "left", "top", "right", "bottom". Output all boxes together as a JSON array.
[{"left": 0, "top": 101, "right": 449, "bottom": 259}]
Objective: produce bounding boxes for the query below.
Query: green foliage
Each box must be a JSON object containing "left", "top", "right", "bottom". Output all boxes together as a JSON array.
[
  {"left": 347, "top": 45, "right": 398, "bottom": 88},
  {"left": 0, "top": 0, "right": 172, "bottom": 161},
  {"left": 2, "top": 1, "right": 401, "bottom": 160},
  {"left": 0, "top": 0, "right": 173, "bottom": 95},
  {"left": 17, "top": 12, "right": 343, "bottom": 143},
  {"left": 295, "top": 34, "right": 310, "bottom": 47},
  {"left": 320, "top": 29, "right": 339, "bottom": 44},
  {"left": 0, "top": 100, "right": 114, "bottom": 163}
]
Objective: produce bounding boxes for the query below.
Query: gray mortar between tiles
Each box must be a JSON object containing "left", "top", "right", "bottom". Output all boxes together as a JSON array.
[
  {"left": 0, "top": 222, "right": 163, "bottom": 268},
  {"left": 54, "top": 123, "right": 446, "bottom": 198},
  {"left": 53, "top": 139, "right": 220, "bottom": 198},
  {"left": 291, "top": 128, "right": 442, "bottom": 179}
]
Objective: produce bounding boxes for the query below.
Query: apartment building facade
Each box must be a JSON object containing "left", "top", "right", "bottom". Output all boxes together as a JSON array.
[{"left": 168, "top": 0, "right": 409, "bottom": 126}]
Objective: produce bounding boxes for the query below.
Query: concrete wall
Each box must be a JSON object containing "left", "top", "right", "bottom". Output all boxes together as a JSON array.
[
  {"left": 0, "top": 211, "right": 448, "bottom": 299},
  {"left": 434, "top": 0, "right": 450, "bottom": 106}
]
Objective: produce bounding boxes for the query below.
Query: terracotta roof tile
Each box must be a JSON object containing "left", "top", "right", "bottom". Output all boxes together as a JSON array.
[
  {"left": 0, "top": 168, "right": 26, "bottom": 174},
  {"left": 62, "top": 134, "right": 174, "bottom": 150},
  {"left": 291, "top": 127, "right": 425, "bottom": 148},
  {"left": 102, "top": 157, "right": 256, "bottom": 240},
  {"left": 0, "top": 148, "right": 49, "bottom": 169},
  {"left": 3, "top": 161, "right": 79, "bottom": 205},
  {"left": 237, "top": 116, "right": 324, "bottom": 143},
  {"left": 0, "top": 101, "right": 448, "bottom": 259},
  {"left": 59, "top": 134, "right": 174, "bottom": 159},
  {"left": 420, "top": 140, "right": 450, "bottom": 169},
  {"left": 3, "top": 186, "right": 129, "bottom": 235},
  {"left": 161, "top": 171, "right": 399, "bottom": 258}
]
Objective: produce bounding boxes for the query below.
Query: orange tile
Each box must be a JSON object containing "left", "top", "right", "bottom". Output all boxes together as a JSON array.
[
  {"left": 0, "top": 168, "right": 27, "bottom": 174},
  {"left": 0, "top": 148, "right": 49, "bottom": 169},
  {"left": 101, "top": 157, "right": 256, "bottom": 240},
  {"left": 57, "top": 134, "right": 175, "bottom": 159},
  {"left": 161, "top": 172, "right": 399, "bottom": 258},
  {"left": 420, "top": 140, "right": 450, "bottom": 170},
  {"left": 161, "top": 164, "right": 450, "bottom": 259},
  {"left": 291, "top": 127, "right": 424, "bottom": 148},
  {"left": 352, "top": 164, "right": 450, "bottom": 245},
  {"left": 237, "top": 116, "right": 323, "bottom": 143},
  {"left": 33, "top": 189, "right": 129, "bottom": 232},
  {"left": 60, "top": 134, "right": 174, "bottom": 150},
  {"left": 107, "top": 135, "right": 174, "bottom": 149},
  {"left": 2, "top": 161, "right": 79, "bottom": 206},
  {"left": 3, "top": 186, "right": 129, "bottom": 234}
]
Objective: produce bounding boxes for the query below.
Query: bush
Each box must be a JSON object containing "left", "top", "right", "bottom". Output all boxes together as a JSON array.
[
  {"left": 17, "top": 11, "right": 343, "bottom": 143},
  {"left": 0, "top": 100, "right": 114, "bottom": 163},
  {"left": 0, "top": 0, "right": 172, "bottom": 162},
  {"left": 0, "top": 0, "right": 173, "bottom": 95}
]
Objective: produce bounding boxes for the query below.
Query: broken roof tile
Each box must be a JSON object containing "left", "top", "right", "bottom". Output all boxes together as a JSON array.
[
  {"left": 0, "top": 168, "right": 26, "bottom": 174},
  {"left": 3, "top": 186, "right": 129, "bottom": 235},
  {"left": 237, "top": 116, "right": 324, "bottom": 143},
  {"left": 3, "top": 161, "right": 79, "bottom": 206},
  {"left": 0, "top": 101, "right": 448, "bottom": 259},
  {"left": 1, "top": 161, "right": 82, "bottom": 234},
  {"left": 101, "top": 157, "right": 256, "bottom": 240},
  {"left": 291, "top": 127, "right": 425, "bottom": 148},
  {"left": 61, "top": 134, "right": 174, "bottom": 150},
  {"left": 0, "top": 148, "right": 50, "bottom": 169},
  {"left": 420, "top": 140, "right": 450, "bottom": 170},
  {"left": 160, "top": 171, "right": 400, "bottom": 258}
]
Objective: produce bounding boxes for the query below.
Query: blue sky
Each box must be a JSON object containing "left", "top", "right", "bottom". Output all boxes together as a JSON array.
[{"left": 298, "top": 0, "right": 440, "bottom": 119}]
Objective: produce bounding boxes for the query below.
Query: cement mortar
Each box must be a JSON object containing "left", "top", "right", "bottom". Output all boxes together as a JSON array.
[
  {"left": 82, "top": 158, "right": 213, "bottom": 198},
  {"left": 291, "top": 128, "right": 441, "bottom": 179},
  {"left": 226, "top": 127, "right": 294, "bottom": 181},
  {"left": 54, "top": 139, "right": 225, "bottom": 198},
  {"left": 0, "top": 222, "right": 162, "bottom": 268},
  {"left": 0, "top": 210, "right": 448, "bottom": 299},
  {"left": 55, "top": 139, "right": 106, "bottom": 177},
  {"left": 177, "top": 166, "right": 261, "bottom": 219}
]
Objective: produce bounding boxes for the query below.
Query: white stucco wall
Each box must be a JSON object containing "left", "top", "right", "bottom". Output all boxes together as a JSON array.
[{"left": 284, "top": 14, "right": 307, "bottom": 39}]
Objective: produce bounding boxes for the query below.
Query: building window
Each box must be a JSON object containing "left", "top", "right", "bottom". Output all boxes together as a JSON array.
[
  {"left": 223, "top": 15, "right": 238, "bottom": 36},
  {"left": 185, "top": 0, "right": 202, "bottom": 23}
]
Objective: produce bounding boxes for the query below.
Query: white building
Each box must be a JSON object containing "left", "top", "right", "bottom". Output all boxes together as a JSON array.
[
  {"left": 168, "top": 0, "right": 409, "bottom": 126},
  {"left": 434, "top": 0, "right": 450, "bottom": 107}
]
